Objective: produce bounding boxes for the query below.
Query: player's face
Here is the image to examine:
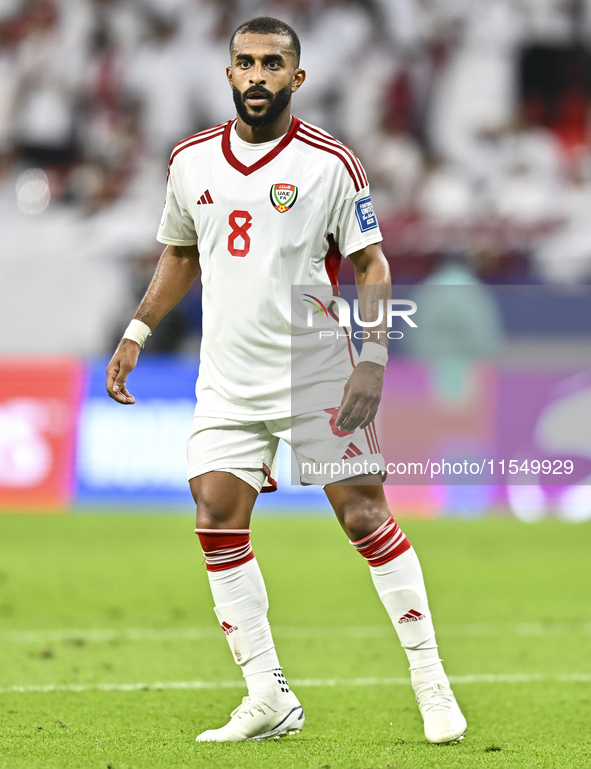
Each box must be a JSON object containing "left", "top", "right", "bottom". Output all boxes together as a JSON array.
[{"left": 227, "top": 32, "right": 305, "bottom": 128}]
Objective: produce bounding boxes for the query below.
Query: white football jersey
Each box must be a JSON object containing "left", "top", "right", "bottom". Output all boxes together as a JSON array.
[{"left": 157, "top": 117, "right": 382, "bottom": 418}]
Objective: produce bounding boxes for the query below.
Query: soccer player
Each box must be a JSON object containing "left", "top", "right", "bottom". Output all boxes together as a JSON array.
[{"left": 106, "top": 17, "right": 467, "bottom": 745}]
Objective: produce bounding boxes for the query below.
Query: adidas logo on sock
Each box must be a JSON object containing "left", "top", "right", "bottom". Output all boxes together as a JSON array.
[
  {"left": 398, "top": 609, "right": 425, "bottom": 624},
  {"left": 221, "top": 621, "right": 238, "bottom": 635}
]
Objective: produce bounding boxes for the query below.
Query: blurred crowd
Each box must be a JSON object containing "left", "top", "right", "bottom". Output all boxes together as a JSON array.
[{"left": 3, "top": 0, "right": 591, "bottom": 352}]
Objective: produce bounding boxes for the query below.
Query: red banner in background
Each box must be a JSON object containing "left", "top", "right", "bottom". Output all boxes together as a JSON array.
[{"left": 0, "top": 358, "right": 83, "bottom": 510}]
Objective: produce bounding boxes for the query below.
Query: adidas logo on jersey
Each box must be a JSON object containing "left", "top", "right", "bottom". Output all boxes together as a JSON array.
[
  {"left": 398, "top": 609, "right": 425, "bottom": 624},
  {"left": 197, "top": 190, "right": 214, "bottom": 205},
  {"left": 221, "top": 621, "right": 238, "bottom": 635}
]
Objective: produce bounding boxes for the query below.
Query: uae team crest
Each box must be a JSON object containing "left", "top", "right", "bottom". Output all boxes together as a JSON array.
[{"left": 270, "top": 183, "right": 298, "bottom": 213}]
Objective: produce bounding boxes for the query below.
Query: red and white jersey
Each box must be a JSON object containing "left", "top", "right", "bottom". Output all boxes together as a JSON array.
[{"left": 157, "top": 117, "right": 382, "bottom": 418}]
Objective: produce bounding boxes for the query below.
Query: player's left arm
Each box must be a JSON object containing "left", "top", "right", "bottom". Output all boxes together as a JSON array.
[{"left": 336, "top": 243, "right": 391, "bottom": 431}]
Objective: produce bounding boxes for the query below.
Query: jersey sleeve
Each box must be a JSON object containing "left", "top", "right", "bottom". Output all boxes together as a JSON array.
[
  {"left": 328, "top": 162, "right": 382, "bottom": 258},
  {"left": 156, "top": 164, "right": 198, "bottom": 246}
]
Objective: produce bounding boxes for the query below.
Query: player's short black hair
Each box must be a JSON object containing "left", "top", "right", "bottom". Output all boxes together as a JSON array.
[{"left": 229, "top": 17, "right": 301, "bottom": 67}]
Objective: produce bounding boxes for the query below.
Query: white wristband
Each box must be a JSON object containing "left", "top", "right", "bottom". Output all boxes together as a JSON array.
[
  {"left": 122, "top": 319, "right": 152, "bottom": 348},
  {"left": 359, "top": 341, "right": 388, "bottom": 367}
]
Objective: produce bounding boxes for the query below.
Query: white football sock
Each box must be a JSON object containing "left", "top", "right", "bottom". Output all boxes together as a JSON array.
[
  {"left": 244, "top": 668, "right": 292, "bottom": 699},
  {"left": 370, "top": 547, "right": 448, "bottom": 687},
  {"left": 207, "top": 558, "right": 289, "bottom": 698},
  {"left": 350, "top": 516, "right": 449, "bottom": 687}
]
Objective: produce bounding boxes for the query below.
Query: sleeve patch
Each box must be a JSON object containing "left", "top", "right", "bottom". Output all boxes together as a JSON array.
[{"left": 355, "top": 196, "right": 378, "bottom": 233}]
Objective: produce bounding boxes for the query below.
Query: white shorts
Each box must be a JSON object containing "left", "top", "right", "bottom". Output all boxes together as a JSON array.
[{"left": 187, "top": 409, "right": 386, "bottom": 493}]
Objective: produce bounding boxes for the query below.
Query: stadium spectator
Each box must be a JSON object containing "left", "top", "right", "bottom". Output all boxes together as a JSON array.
[
  {"left": 125, "top": 10, "right": 197, "bottom": 159},
  {"left": 13, "top": 0, "right": 82, "bottom": 170}
]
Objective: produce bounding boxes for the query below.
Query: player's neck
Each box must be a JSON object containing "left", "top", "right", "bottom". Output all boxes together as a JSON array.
[{"left": 234, "top": 111, "right": 292, "bottom": 144}]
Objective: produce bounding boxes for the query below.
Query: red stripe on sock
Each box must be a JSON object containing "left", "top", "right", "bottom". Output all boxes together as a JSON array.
[
  {"left": 350, "top": 515, "right": 411, "bottom": 566},
  {"left": 196, "top": 529, "right": 255, "bottom": 572}
]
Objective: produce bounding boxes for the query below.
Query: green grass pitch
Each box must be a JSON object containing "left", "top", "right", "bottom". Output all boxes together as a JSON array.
[{"left": 0, "top": 512, "right": 590, "bottom": 769}]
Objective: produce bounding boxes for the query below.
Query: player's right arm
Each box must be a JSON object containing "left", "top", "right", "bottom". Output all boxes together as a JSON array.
[{"left": 106, "top": 244, "right": 200, "bottom": 404}]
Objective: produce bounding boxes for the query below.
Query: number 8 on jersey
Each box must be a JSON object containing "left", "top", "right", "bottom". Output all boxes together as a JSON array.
[{"left": 228, "top": 210, "right": 252, "bottom": 257}]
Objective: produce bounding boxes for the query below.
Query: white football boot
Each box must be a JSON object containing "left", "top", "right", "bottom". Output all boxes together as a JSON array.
[
  {"left": 414, "top": 681, "right": 467, "bottom": 744},
  {"left": 195, "top": 690, "right": 304, "bottom": 742}
]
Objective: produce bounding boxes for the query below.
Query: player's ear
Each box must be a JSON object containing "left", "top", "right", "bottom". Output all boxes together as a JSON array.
[
  {"left": 292, "top": 68, "right": 306, "bottom": 93},
  {"left": 226, "top": 65, "right": 233, "bottom": 87}
]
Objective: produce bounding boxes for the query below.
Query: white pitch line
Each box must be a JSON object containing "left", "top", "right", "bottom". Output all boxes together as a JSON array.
[
  {"left": 2, "top": 623, "right": 591, "bottom": 644},
  {"left": 0, "top": 673, "right": 590, "bottom": 695},
  {"left": 0, "top": 628, "right": 220, "bottom": 643}
]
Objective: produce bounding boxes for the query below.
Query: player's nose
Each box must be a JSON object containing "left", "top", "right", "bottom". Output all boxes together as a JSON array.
[{"left": 249, "top": 64, "right": 266, "bottom": 83}]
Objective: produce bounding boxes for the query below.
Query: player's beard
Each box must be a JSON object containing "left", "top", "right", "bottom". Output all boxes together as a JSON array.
[{"left": 233, "top": 83, "right": 293, "bottom": 128}]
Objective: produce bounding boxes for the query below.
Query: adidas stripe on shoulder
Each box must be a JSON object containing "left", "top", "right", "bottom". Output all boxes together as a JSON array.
[
  {"left": 295, "top": 121, "right": 368, "bottom": 192},
  {"left": 168, "top": 122, "right": 228, "bottom": 178}
]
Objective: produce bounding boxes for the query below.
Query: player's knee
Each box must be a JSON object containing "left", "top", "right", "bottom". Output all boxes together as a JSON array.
[
  {"left": 191, "top": 484, "right": 225, "bottom": 528},
  {"left": 192, "top": 484, "right": 249, "bottom": 529},
  {"left": 194, "top": 499, "right": 234, "bottom": 529},
  {"left": 339, "top": 501, "right": 390, "bottom": 541}
]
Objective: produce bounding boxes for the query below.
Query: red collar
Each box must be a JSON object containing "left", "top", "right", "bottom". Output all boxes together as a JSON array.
[{"left": 221, "top": 117, "right": 301, "bottom": 176}]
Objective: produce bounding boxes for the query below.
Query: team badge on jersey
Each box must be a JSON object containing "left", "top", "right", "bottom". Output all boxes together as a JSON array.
[
  {"left": 270, "top": 183, "right": 298, "bottom": 213},
  {"left": 355, "top": 196, "right": 378, "bottom": 232}
]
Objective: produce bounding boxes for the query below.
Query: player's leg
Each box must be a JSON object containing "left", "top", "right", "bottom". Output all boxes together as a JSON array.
[
  {"left": 188, "top": 418, "right": 303, "bottom": 741},
  {"left": 324, "top": 481, "right": 467, "bottom": 744},
  {"left": 192, "top": 470, "right": 304, "bottom": 741}
]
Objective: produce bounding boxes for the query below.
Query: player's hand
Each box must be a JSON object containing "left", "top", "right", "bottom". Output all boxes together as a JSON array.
[
  {"left": 336, "top": 361, "right": 384, "bottom": 432},
  {"left": 106, "top": 340, "right": 140, "bottom": 404}
]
